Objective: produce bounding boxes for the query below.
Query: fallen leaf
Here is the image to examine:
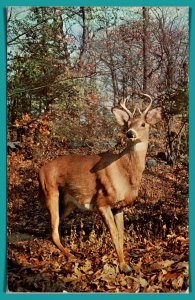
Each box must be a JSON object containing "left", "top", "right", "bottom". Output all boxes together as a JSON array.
[
  {"left": 139, "top": 277, "right": 148, "bottom": 288},
  {"left": 161, "top": 260, "right": 175, "bottom": 268},
  {"left": 172, "top": 275, "right": 184, "bottom": 289},
  {"left": 80, "top": 260, "right": 92, "bottom": 273}
]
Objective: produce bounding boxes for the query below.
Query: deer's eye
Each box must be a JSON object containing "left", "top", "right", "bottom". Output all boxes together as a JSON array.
[{"left": 141, "top": 123, "right": 145, "bottom": 127}]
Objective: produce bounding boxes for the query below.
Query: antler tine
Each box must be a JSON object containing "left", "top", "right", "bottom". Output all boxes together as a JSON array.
[
  {"left": 119, "top": 98, "right": 133, "bottom": 118},
  {"left": 132, "top": 105, "right": 137, "bottom": 117},
  {"left": 136, "top": 106, "right": 142, "bottom": 116},
  {"left": 139, "top": 93, "right": 153, "bottom": 115}
]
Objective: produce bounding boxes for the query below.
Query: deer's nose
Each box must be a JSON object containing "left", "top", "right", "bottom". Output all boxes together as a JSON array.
[{"left": 126, "top": 129, "right": 137, "bottom": 139}]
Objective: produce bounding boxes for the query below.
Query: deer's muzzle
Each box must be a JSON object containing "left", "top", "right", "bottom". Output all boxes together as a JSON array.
[{"left": 126, "top": 129, "right": 137, "bottom": 139}]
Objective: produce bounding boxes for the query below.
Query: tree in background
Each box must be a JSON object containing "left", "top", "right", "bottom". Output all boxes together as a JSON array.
[{"left": 7, "top": 6, "right": 189, "bottom": 164}]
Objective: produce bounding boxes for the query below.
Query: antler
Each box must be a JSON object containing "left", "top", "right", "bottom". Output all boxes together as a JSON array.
[
  {"left": 118, "top": 93, "right": 153, "bottom": 118},
  {"left": 119, "top": 98, "right": 136, "bottom": 118},
  {"left": 137, "top": 93, "right": 153, "bottom": 116}
]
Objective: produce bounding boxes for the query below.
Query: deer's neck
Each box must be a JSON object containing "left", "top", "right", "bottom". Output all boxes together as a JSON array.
[{"left": 121, "top": 141, "right": 148, "bottom": 179}]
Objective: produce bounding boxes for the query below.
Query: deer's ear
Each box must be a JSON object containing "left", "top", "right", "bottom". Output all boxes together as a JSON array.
[
  {"left": 146, "top": 107, "right": 162, "bottom": 125},
  {"left": 112, "top": 107, "right": 129, "bottom": 126}
]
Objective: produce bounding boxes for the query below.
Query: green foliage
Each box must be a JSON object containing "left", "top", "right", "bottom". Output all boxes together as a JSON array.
[{"left": 7, "top": 7, "right": 98, "bottom": 123}]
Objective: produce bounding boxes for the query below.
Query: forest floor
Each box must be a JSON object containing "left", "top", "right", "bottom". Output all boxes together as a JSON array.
[{"left": 7, "top": 138, "right": 189, "bottom": 293}]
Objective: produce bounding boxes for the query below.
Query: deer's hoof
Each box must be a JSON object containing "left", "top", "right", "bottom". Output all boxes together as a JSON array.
[{"left": 120, "top": 262, "right": 132, "bottom": 273}]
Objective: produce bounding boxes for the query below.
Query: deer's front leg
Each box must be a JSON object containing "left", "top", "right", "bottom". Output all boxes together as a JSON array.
[
  {"left": 98, "top": 206, "right": 131, "bottom": 273},
  {"left": 113, "top": 209, "right": 132, "bottom": 273}
]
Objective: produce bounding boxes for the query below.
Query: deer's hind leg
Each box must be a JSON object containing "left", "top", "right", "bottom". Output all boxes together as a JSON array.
[{"left": 45, "top": 187, "right": 72, "bottom": 258}]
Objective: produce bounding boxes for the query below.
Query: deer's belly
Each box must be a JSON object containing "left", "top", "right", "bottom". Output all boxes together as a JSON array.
[{"left": 63, "top": 192, "right": 95, "bottom": 211}]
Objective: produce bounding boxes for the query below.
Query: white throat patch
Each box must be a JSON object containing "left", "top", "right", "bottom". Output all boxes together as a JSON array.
[{"left": 134, "top": 142, "right": 148, "bottom": 152}]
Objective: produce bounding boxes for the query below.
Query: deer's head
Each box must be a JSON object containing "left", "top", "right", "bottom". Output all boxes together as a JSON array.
[{"left": 112, "top": 93, "right": 162, "bottom": 145}]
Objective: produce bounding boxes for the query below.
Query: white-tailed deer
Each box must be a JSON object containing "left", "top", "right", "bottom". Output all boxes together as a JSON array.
[{"left": 39, "top": 93, "right": 162, "bottom": 273}]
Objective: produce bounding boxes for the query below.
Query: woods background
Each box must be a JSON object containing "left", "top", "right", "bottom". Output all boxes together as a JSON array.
[{"left": 7, "top": 7, "right": 189, "bottom": 293}]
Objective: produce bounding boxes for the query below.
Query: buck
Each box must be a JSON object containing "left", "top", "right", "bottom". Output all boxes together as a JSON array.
[{"left": 39, "top": 93, "right": 162, "bottom": 273}]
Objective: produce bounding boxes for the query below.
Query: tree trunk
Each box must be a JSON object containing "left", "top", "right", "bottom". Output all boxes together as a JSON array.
[
  {"left": 142, "top": 7, "right": 149, "bottom": 92},
  {"left": 53, "top": 7, "right": 70, "bottom": 64},
  {"left": 78, "top": 6, "right": 88, "bottom": 70}
]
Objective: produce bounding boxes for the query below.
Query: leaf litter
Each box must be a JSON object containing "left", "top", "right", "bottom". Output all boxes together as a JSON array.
[{"left": 7, "top": 119, "right": 189, "bottom": 293}]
